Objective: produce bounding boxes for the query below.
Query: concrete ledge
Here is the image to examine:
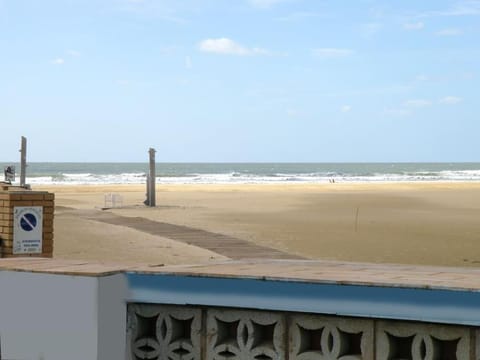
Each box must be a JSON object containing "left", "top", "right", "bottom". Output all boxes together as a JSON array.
[
  {"left": 2, "top": 258, "right": 480, "bottom": 359},
  {"left": 2, "top": 258, "right": 480, "bottom": 325},
  {"left": 2, "top": 258, "right": 480, "bottom": 291},
  {"left": 126, "top": 272, "right": 480, "bottom": 327}
]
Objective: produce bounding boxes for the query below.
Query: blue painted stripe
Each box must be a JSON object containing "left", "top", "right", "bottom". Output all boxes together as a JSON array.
[{"left": 126, "top": 273, "right": 480, "bottom": 326}]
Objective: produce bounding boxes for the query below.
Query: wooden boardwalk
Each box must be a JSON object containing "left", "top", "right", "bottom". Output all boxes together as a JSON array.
[{"left": 79, "top": 210, "right": 303, "bottom": 260}]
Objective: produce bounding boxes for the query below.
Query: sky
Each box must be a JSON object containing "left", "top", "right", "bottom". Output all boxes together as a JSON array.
[{"left": 0, "top": 0, "right": 479, "bottom": 162}]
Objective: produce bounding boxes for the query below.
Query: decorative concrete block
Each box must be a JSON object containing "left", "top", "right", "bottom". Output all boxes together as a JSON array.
[
  {"left": 376, "top": 320, "right": 472, "bottom": 360},
  {"left": 126, "top": 303, "right": 478, "bottom": 360},
  {"left": 206, "top": 308, "right": 286, "bottom": 360},
  {"left": 126, "top": 304, "right": 201, "bottom": 360},
  {"left": 476, "top": 329, "right": 480, "bottom": 360},
  {"left": 289, "top": 314, "right": 374, "bottom": 360}
]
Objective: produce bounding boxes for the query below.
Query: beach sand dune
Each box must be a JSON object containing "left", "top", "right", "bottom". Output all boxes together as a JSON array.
[{"left": 36, "top": 183, "right": 480, "bottom": 267}]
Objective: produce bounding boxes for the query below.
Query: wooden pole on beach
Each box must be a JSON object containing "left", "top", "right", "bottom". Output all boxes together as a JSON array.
[
  {"left": 147, "top": 147, "right": 156, "bottom": 207},
  {"left": 19, "top": 136, "right": 27, "bottom": 188}
]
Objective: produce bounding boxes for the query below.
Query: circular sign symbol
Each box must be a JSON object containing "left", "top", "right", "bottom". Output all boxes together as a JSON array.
[{"left": 20, "top": 213, "right": 37, "bottom": 232}]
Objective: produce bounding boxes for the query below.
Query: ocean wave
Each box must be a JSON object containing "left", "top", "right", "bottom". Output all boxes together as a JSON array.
[
  {"left": 27, "top": 172, "right": 147, "bottom": 185},
  {"left": 21, "top": 169, "right": 480, "bottom": 185}
]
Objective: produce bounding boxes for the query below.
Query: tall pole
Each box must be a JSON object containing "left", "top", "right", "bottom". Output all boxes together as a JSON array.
[
  {"left": 20, "top": 136, "right": 27, "bottom": 188},
  {"left": 148, "top": 148, "right": 156, "bottom": 207},
  {"left": 145, "top": 175, "right": 150, "bottom": 206}
]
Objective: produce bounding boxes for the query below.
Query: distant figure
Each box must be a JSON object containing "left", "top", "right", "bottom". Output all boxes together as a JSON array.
[{"left": 4, "top": 166, "right": 14, "bottom": 184}]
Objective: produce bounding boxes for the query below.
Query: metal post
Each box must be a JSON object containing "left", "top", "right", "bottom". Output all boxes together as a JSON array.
[
  {"left": 20, "top": 136, "right": 27, "bottom": 188},
  {"left": 148, "top": 148, "right": 156, "bottom": 207}
]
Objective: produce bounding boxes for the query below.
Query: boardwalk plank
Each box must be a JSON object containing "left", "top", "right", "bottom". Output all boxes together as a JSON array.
[{"left": 76, "top": 210, "right": 304, "bottom": 260}]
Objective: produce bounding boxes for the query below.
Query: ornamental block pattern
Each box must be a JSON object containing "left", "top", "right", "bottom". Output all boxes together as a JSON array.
[
  {"left": 289, "top": 314, "right": 374, "bottom": 360},
  {"left": 127, "top": 304, "right": 202, "bottom": 360},
  {"left": 376, "top": 320, "right": 471, "bottom": 360},
  {"left": 206, "top": 308, "right": 286, "bottom": 360},
  {"left": 126, "top": 304, "right": 476, "bottom": 360}
]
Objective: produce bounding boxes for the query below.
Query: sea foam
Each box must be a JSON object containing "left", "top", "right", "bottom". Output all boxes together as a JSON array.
[{"left": 2, "top": 162, "right": 477, "bottom": 185}]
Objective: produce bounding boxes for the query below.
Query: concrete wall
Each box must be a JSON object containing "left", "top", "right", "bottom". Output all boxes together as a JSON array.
[
  {"left": 1, "top": 268, "right": 479, "bottom": 359},
  {"left": 0, "top": 271, "right": 128, "bottom": 360},
  {"left": 0, "top": 271, "right": 98, "bottom": 359},
  {"left": 97, "top": 274, "right": 129, "bottom": 360}
]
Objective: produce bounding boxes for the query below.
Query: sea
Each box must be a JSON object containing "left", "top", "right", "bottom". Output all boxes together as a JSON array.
[{"left": 1, "top": 162, "right": 480, "bottom": 185}]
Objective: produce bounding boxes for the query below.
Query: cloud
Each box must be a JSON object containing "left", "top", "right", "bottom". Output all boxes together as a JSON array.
[
  {"left": 118, "top": 0, "right": 187, "bottom": 23},
  {"left": 383, "top": 108, "right": 411, "bottom": 117},
  {"left": 185, "top": 55, "right": 192, "bottom": 69},
  {"left": 395, "top": 96, "right": 462, "bottom": 110},
  {"left": 159, "top": 46, "right": 178, "bottom": 55},
  {"left": 341, "top": 105, "right": 352, "bottom": 113},
  {"left": 404, "top": 99, "right": 432, "bottom": 108},
  {"left": 439, "top": 96, "right": 463, "bottom": 105},
  {"left": 416, "top": 74, "right": 430, "bottom": 81},
  {"left": 312, "top": 48, "right": 353, "bottom": 58},
  {"left": 67, "top": 49, "right": 81, "bottom": 57},
  {"left": 461, "top": 72, "right": 476, "bottom": 80},
  {"left": 51, "top": 58, "right": 65, "bottom": 65},
  {"left": 286, "top": 108, "right": 300, "bottom": 117},
  {"left": 198, "top": 38, "right": 268, "bottom": 56},
  {"left": 248, "top": 0, "right": 286, "bottom": 9},
  {"left": 369, "top": 6, "right": 386, "bottom": 19},
  {"left": 436, "top": 28, "right": 463, "bottom": 36},
  {"left": 361, "top": 23, "right": 382, "bottom": 38},
  {"left": 414, "top": 1, "right": 480, "bottom": 18},
  {"left": 276, "top": 11, "right": 321, "bottom": 21},
  {"left": 403, "top": 21, "right": 424, "bottom": 30}
]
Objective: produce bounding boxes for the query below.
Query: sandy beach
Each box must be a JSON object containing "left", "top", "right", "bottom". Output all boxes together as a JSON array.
[{"left": 34, "top": 182, "right": 480, "bottom": 267}]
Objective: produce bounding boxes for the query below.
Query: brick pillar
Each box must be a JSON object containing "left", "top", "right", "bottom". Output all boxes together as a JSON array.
[{"left": 0, "top": 191, "right": 54, "bottom": 258}]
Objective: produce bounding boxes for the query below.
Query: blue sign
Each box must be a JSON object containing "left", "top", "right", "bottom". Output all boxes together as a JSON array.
[
  {"left": 13, "top": 206, "right": 43, "bottom": 254},
  {"left": 20, "top": 213, "right": 37, "bottom": 232}
]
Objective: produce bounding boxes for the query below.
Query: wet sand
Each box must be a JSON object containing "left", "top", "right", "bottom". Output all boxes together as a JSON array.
[{"left": 35, "top": 182, "right": 480, "bottom": 267}]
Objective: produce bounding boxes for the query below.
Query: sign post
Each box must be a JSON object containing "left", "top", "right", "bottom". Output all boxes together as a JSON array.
[
  {"left": 20, "top": 136, "right": 27, "bottom": 188},
  {"left": 144, "top": 148, "right": 156, "bottom": 207},
  {"left": 13, "top": 206, "right": 43, "bottom": 254}
]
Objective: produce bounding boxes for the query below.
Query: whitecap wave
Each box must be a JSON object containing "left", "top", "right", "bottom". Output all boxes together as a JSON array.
[{"left": 23, "top": 169, "right": 480, "bottom": 185}]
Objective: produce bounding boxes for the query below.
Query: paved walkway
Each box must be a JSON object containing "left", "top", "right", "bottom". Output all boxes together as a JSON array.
[{"left": 77, "top": 209, "right": 304, "bottom": 260}]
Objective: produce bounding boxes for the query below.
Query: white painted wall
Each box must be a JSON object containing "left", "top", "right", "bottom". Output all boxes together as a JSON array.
[
  {"left": 97, "top": 274, "right": 128, "bottom": 360},
  {"left": 0, "top": 270, "right": 128, "bottom": 360}
]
